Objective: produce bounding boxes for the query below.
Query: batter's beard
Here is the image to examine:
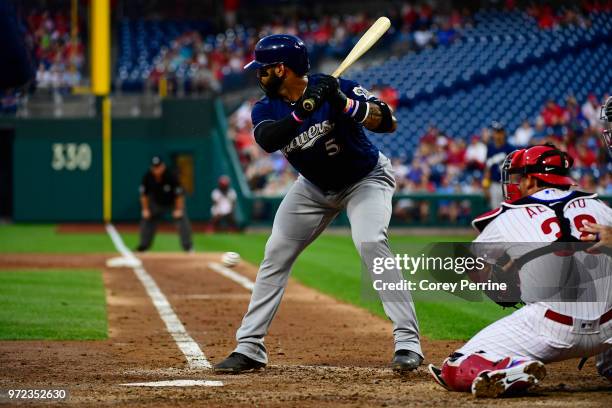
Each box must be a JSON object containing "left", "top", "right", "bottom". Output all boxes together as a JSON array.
[{"left": 259, "top": 74, "right": 284, "bottom": 98}]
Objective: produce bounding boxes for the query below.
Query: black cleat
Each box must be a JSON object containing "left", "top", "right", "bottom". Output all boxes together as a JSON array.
[
  {"left": 392, "top": 349, "right": 423, "bottom": 373},
  {"left": 213, "top": 352, "right": 266, "bottom": 374}
]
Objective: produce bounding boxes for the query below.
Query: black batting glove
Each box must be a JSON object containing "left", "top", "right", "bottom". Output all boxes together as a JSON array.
[
  {"left": 294, "top": 82, "right": 331, "bottom": 120},
  {"left": 317, "top": 75, "right": 348, "bottom": 112}
]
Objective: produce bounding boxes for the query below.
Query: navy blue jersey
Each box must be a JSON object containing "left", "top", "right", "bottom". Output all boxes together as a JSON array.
[
  {"left": 485, "top": 142, "right": 514, "bottom": 183},
  {"left": 251, "top": 74, "right": 380, "bottom": 192}
]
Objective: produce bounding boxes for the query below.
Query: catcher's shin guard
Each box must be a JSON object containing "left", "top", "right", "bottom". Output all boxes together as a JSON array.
[
  {"left": 428, "top": 352, "right": 512, "bottom": 392},
  {"left": 471, "top": 359, "right": 546, "bottom": 398}
]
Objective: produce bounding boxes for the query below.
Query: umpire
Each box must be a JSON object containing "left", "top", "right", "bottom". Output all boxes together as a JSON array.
[{"left": 136, "top": 156, "right": 193, "bottom": 252}]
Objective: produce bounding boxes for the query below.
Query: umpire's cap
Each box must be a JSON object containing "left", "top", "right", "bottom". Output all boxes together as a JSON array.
[
  {"left": 244, "top": 34, "right": 310, "bottom": 76},
  {"left": 151, "top": 156, "right": 164, "bottom": 166}
]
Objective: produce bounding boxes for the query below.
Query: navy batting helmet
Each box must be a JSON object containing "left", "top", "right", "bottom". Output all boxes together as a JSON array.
[{"left": 244, "top": 34, "right": 310, "bottom": 76}]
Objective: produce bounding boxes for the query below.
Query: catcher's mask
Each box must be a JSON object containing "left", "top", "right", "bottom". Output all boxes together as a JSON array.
[
  {"left": 503, "top": 144, "right": 576, "bottom": 200},
  {"left": 501, "top": 149, "right": 524, "bottom": 201},
  {"left": 600, "top": 96, "right": 612, "bottom": 158}
]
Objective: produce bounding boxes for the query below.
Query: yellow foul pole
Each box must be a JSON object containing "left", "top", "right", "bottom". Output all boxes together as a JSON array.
[{"left": 91, "top": 0, "right": 112, "bottom": 222}]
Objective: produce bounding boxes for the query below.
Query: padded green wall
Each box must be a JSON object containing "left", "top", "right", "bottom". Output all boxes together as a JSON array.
[{"left": 6, "top": 98, "right": 234, "bottom": 222}]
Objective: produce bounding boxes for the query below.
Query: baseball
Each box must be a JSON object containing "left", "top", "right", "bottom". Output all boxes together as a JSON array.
[{"left": 221, "top": 251, "right": 241, "bottom": 267}]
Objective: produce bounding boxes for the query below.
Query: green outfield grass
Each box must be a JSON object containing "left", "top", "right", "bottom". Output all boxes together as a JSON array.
[
  {"left": 0, "top": 224, "right": 117, "bottom": 252},
  {"left": 0, "top": 224, "right": 509, "bottom": 340},
  {"left": 0, "top": 270, "right": 108, "bottom": 340}
]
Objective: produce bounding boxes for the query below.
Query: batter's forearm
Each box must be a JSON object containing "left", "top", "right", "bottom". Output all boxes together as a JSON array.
[
  {"left": 140, "top": 195, "right": 149, "bottom": 211},
  {"left": 175, "top": 196, "right": 185, "bottom": 211},
  {"left": 363, "top": 102, "right": 397, "bottom": 133},
  {"left": 254, "top": 116, "right": 301, "bottom": 153}
]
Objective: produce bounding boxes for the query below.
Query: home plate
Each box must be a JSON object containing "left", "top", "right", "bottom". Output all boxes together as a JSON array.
[{"left": 121, "top": 380, "right": 224, "bottom": 387}]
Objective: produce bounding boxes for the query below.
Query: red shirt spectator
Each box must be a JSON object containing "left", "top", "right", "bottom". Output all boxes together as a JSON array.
[
  {"left": 446, "top": 140, "right": 466, "bottom": 167},
  {"left": 541, "top": 100, "right": 566, "bottom": 126},
  {"left": 402, "top": 4, "right": 418, "bottom": 27},
  {"left": 574, "top": 144, "right": 597, "bottom": 167},
  {"left": 377, "top": 86, "right": 399, "bottom": 110}
]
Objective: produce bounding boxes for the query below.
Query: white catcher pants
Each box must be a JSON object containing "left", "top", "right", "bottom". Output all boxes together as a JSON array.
[{"left": 457, "top": 302, "right": 612, "bottom": 378}]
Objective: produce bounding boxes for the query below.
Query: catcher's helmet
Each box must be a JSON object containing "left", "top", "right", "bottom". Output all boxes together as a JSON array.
[
  {"left": 600, "top": 96, "right": 612, "bottom": 158},
  {"left": 244, "top": 34, "right": 310, "bottom": 76},
  {"left": 503, "top": 144, "right": 576, "bottom": 199}
]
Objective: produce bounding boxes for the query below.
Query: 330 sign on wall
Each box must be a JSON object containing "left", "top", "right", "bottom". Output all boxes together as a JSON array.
[{"left": 51, "top": 143, "right": 92, "bottom": 171}]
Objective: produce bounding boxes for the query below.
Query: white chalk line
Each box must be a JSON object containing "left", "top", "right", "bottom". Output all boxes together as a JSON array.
[
  {"left": 122, "top": 380, "right": 223, "bottom": 387},
  {"left": 208, "top": 262, "right": 255, "bottom": 291},
  {"left": 105, "top": 224, "right": 214, "bottom": 372}
]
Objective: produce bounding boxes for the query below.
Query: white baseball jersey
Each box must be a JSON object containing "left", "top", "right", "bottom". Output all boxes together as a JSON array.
[
  {"left": 474, "top": 189, "right": 612, "bottom": 242},
  {"left": 458, "top": 188, "right": 612, "bottom": 370},
  {"left": 473, "top": 188, "right": 612, "bottom": 319},
  {"left": 211, "top": 188, "right": 237, "bottom": 217}
]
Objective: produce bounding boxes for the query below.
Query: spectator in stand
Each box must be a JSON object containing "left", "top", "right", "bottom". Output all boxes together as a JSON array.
[
  {"left": 436, "top": 20, "right": 458, "bottom": 46},
  {"left": 483, "top": 121, "right": 514, "bottom": 209},
  {"left": 371, "top": 84, "right": 399, "bottom": 110},
  {"left": 25, "top": 9, "right": 84, "bottom": 92},
  {"left": 582, "top": 93, "right": 602, "bottom": 128},
  {"left": 511, "top": 120, "right": 534, "bottom": 147},
  {"left": 446, "top": 139, "right": 466, "bottom": 169},
  {"left": 531, "top": 116, "right": 548, "bottom": 143},
  {"left": 437, "top": 174, "right": 460, "bottom": 223},
  {"left": 565, "top": 95, "right": 588, "bottom": 136},
  {"left": 465, "top": 135, "right": 487, "bottom": 170},
  {"left": 541, "top": 99, "right": 566, "bottom": 128},
  {"left": 598, "top": 173, "right": 612, "bottom": 195},
  {"left": 573, "top": 143, "right": 598, "bottom": 167},
  {"left": 580, "top": 173, "right": 598, "bottom": 193},
  {"left": 133, "top": 1, "right": 473, "bottom": 94}
]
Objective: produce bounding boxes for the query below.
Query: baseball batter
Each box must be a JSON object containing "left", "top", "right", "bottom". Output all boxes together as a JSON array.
[
  {"left": 429, "top": 144, "right": 612, "bottom": 397},
  {"left": 214, "top": 34, "right": 423, "bottom": 373}
]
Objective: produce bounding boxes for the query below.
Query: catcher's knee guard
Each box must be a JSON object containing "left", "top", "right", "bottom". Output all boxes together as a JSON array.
[{"left": 429, "top": 352, "right": 511, "bottom": 392}]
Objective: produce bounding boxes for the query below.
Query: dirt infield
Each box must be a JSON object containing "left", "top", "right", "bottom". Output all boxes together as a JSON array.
[{"left": 0, "top": 253, "right": 610, "bottom": 407}]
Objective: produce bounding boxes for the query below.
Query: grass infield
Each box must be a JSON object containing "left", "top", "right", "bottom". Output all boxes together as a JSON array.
[
  {"left": 0, "top": 225, "right": 510, "bottom": 340},
  {"left": 0, "top": 270, "right": 108, "bottom": 340}
]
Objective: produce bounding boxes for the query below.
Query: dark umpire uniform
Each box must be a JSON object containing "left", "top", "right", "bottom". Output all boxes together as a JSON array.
[{"left": 136, "top": 156, "right": 193, "bottom": 252}]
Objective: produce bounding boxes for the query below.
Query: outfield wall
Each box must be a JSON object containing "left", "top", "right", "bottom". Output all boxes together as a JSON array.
[{"left": 1, "top": 98, "right": 249, "bottom": 223}]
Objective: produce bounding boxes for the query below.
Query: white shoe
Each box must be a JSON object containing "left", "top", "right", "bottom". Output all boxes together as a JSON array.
[{"left": 471, "top": 360, "right": 546, "bottom": 398}]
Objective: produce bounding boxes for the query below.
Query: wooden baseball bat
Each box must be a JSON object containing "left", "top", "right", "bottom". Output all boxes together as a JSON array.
[{"left": 302, "top": 16, "right": 391, "bottom": 112}]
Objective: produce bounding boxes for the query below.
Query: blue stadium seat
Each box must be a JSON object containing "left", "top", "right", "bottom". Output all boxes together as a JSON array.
[{"left": 357, "top": 10, "right": 612, "bottom": 159}]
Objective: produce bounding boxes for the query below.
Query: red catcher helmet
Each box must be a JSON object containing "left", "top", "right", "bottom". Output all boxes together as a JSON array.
[{"left": 505, "top": 144, "right": 576, "bottom": 196}]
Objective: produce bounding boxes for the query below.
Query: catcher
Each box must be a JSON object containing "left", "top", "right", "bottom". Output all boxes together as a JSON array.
[{"left": 428, "top": 144, "right": 612, "bottom": 398}]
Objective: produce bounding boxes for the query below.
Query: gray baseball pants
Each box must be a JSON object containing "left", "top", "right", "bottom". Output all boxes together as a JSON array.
[
  {"left": 138, "top": 200, "right": 193, "bottom": 251},
  {"left": 234, "top": 153, "right": 422, "bottom": 363}
]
